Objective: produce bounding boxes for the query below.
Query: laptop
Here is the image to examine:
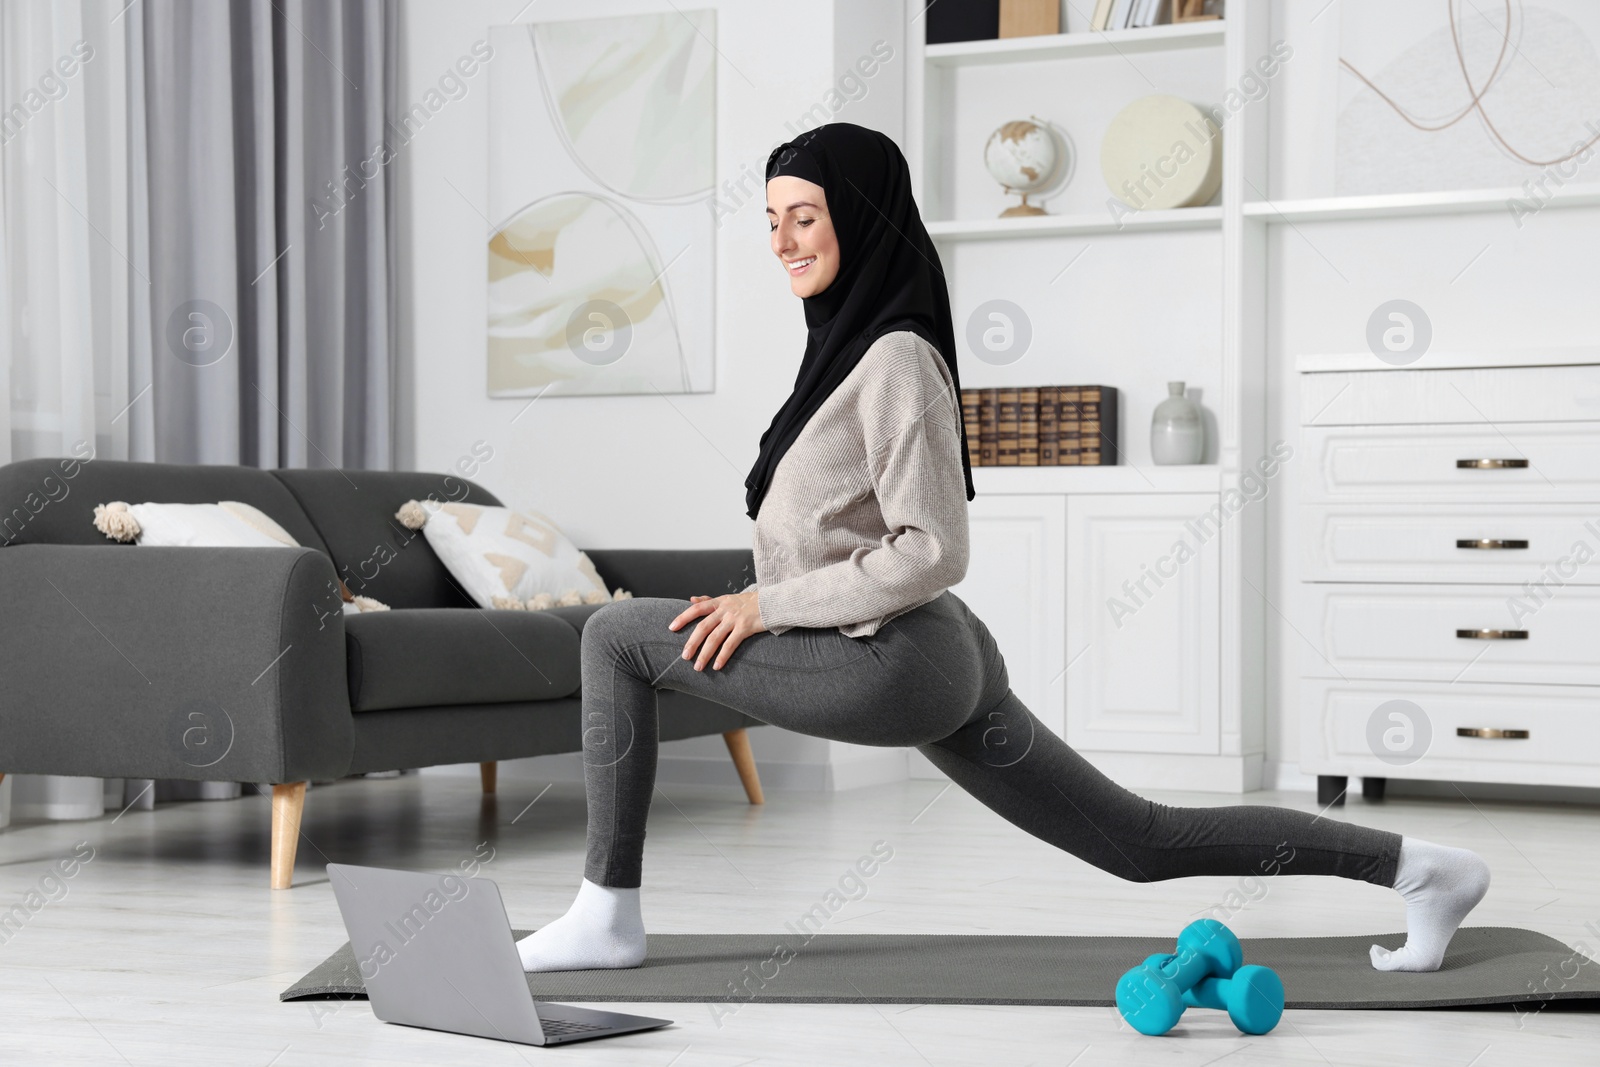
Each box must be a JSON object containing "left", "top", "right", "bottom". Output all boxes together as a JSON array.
[{"left": 326, "top": 863, "right": 672, "bottom": 1046}]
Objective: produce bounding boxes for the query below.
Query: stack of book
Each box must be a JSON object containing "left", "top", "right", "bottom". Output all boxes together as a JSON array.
[{"left": 959, "top": 386, "right": 1120, "bottom": 466}]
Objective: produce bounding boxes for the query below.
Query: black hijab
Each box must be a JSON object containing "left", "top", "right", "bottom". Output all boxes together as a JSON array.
[{"left": 743, "top": 122, "right": 976, "bottom": 521}]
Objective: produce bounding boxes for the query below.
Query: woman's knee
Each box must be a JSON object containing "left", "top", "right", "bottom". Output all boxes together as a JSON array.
[{"left": 583, "top": 597, "right": 682, "bottom": 650}]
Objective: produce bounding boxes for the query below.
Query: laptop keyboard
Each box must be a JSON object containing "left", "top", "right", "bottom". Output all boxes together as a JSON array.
[{"left": 541, "top": 1017, "right": 610, "bottom": 1037}]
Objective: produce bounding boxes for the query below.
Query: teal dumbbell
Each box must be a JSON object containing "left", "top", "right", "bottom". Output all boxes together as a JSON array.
[
  {"left": 1181, "top": 965, "right": 1284, "bottom": 1035},
  {"left": 1115, "top": 919, "right": 1285, "bottom": 1036}
]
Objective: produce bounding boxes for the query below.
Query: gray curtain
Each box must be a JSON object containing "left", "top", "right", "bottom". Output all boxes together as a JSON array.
[
  {"left": 116, "top": 0, "right": 399, "bottom": 809},
  {"left": 126, "top": 0, "right": 396, "bottom": 470}
]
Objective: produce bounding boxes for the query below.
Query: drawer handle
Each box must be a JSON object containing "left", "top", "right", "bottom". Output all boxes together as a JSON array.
[
  {"left": 1455, "top": 629, "right": 1528, "bottom": 640},
  {"left": 1456, "top": 539, "right": 1529, "bottom": 550},
  {"left": 1456, "top": 727, "right": 1530, "bottom": 740},
  {"left": 1456, "top": 458, "right": 1529, "bottom": 469}
]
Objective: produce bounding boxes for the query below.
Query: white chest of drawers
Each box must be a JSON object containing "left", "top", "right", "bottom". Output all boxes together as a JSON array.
[{"left": 1296, "top": 352, "right": 1600, "bottom": 804}]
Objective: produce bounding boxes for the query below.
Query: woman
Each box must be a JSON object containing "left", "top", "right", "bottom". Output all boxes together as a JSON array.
[{"left": 518, "top": 122, "right": 1489, "bottom": 976}]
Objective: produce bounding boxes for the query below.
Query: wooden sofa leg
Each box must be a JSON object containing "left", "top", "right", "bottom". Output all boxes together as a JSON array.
[
  {"left": 722, "top": 728, "right": 764, "bottom": 805},
  {"left": 480, "top": 761, "right": 497, "bottom": 795},
  {"left": 271, "top": 782, "right": 307, "bottom": 890}
]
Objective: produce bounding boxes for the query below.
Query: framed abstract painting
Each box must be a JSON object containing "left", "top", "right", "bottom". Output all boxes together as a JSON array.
[{"left": 487, "top": 10, "right": 716, "bottom": 397}]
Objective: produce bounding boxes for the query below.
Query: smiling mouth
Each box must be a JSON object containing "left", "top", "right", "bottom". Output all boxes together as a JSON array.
[{"left": 785, "top": 256, "right": 817, "bottom": 275}]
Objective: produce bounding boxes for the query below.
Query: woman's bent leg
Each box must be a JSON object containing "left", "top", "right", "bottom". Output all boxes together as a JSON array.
[
  {"left": 519, "top": 594, "right": 984, "bottom": 970},
  {"left": 579, "top": 596, "right": 983, "bottom": 889}
]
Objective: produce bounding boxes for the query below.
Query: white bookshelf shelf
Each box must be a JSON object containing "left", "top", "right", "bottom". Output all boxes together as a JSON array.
[
  {"left": 1242, "top": 183, "right": 1600, "bottom": 223},
  {"left": 973, "top": 464, "right": 1219, "bottom": 494},
  {"left": 927, "top": 206, "right": 1222, "bottom": 241},
  {"left": 1295, "top": 347, "right": 1600, "bottom": 374},
  {"left": 925, "top": 21, "right": 1225, "bottom": 67}
]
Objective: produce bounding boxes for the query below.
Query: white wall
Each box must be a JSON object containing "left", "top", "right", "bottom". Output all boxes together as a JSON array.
[{"left": 396, "top": 0, "right": 914, "bottom": 789}]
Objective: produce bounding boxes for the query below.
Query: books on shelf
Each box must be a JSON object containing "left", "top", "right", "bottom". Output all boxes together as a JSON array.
[
  {"left": 1103, "top": 0, "right": 1137, "bottom": 30},
  {"left": 1095, "top": 0, "right": 1203, "bottom": 30},
  {"left": 926, "top": 0, "right": 999, "bottom": 44},
  {"left": 961, "top": 385, "right": 1120, "bottom": 466}
]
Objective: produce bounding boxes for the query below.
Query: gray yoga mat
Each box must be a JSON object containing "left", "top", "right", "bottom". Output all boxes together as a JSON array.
[{"left": 281, "top": 927, "right": 1600, "bottom": 1010}]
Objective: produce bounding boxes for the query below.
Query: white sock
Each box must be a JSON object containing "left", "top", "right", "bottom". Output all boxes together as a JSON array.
[
  {"left": 516, "top": 878, "right": 647, "bottom": 972},
  {"left": 1370, "top": 836, "right": 1490, "bottom": 972}
]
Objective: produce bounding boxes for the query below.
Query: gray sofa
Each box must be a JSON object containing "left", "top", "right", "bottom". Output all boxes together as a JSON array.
[{"left": 0, "top": 458, "right": 763, "bottom": 887}]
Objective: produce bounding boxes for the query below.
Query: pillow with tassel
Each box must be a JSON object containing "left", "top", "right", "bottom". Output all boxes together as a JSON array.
[
  {"left": 92, "top": 500, "right": 390, "bottom": 613},
  {"left": 394, "top": 498, "right": 631, "bottom": 610}
]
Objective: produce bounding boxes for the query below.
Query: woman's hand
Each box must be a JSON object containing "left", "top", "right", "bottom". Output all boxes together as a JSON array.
[{"left": 668, "top": 590, "right": 766, "bottom": 671}]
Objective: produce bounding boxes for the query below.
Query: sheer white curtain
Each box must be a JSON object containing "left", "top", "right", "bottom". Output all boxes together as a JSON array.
[
  {"left": 2, "top": 0, "right": 134, "bottom": 819},
  {"left": 2, "top": 0, "right": 132, "bottom": 467}
]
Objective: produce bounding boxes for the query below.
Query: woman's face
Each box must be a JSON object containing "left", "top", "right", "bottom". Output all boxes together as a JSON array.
[{"left": 766, "top": 175, "right": 840, "bottom": 298}]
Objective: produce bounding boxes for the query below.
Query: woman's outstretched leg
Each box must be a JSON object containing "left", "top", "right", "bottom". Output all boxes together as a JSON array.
[
  {"left": 921, "top": 594, "right": 1490, "bottom": 971},
  {"left": 917, "top": 694, "right": 1489, "bottom": 971},
  {"left": 918, "top": 688, "right": 1403, "bottom": 884}
]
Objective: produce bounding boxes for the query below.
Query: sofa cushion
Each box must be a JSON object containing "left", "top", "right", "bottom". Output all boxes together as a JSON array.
[
  {"left": 0, "top": 458, "right": 329, "bottom": 552},
  {"left": 272, "top": 469, "right": 504, "bottom": 609},
  {"left": 538, "top": 601, "right": 614, "bottom": 637},
  {"left": 345, "top": 691, "right": 760, "bottom": 774},
  {"left": 343, "top": 608, "right": 581, "bottom": 713}
]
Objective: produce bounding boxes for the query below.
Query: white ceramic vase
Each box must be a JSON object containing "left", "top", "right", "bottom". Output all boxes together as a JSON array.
[{"left": 1151, "top": 381, "right": 1204, "bottom": 465}]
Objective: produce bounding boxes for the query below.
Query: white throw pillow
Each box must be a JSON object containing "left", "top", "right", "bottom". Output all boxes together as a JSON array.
[
  {"left": 94, "top": 500, "right": 300, "bottom": 548},
  {"left": 394, "top": 498, "right": 617, "bottom": 610},
  {"left": 90, "top": 500, "right": 389, "bottom": 613}
]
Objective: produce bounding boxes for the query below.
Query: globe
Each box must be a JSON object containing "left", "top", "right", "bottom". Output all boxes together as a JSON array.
[{"left": 983, "top": 118, "right": 1067, "bottom": 217}]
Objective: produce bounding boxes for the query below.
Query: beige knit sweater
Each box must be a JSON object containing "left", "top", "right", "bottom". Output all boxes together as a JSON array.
[{"left": 749, "top": 329, "right": 970, "bottom": 637}]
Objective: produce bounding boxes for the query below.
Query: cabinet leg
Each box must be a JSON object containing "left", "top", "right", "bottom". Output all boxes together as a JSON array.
[
  {"left": 480, "top": 761, "right": 497, "bottom": 795},
  {"left": 1316, "top": 775, "right": 1348, "bottom": 807},
  {"left": 1362, "top": 776, "right": 1387, "bottom": 802}
]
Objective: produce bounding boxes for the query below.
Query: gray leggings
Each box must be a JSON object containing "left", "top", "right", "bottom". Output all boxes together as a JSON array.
[{"left": 579, "top": 591, "right": 1401, "bottom": 891}]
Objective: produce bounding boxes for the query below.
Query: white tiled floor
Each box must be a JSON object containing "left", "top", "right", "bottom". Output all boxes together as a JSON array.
[{"left": 1, "top": 771, "right": 1595, "bottom": 1065}]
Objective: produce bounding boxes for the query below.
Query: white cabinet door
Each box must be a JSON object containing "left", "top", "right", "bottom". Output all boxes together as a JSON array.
[
  {"left": 912, "top": 493, "right": 1065, "bottom": 779},
  {"left": 1066, "top": 494, "right": 1219, "bottom": 754}
]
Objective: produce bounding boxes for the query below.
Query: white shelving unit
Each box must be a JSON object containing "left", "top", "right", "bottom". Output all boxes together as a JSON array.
[
  {"left": 907, "top": 2, "right": 1262, "bottom": 792},
  {"left": 908, "top": 0, "right": 1600, "bottom": 799},
  {"left": 906, "top": 0, "right": 1599, "bottom": 796},
  {"left": 1258, "top": 5, "right": 1600, "bottom": 800}
]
